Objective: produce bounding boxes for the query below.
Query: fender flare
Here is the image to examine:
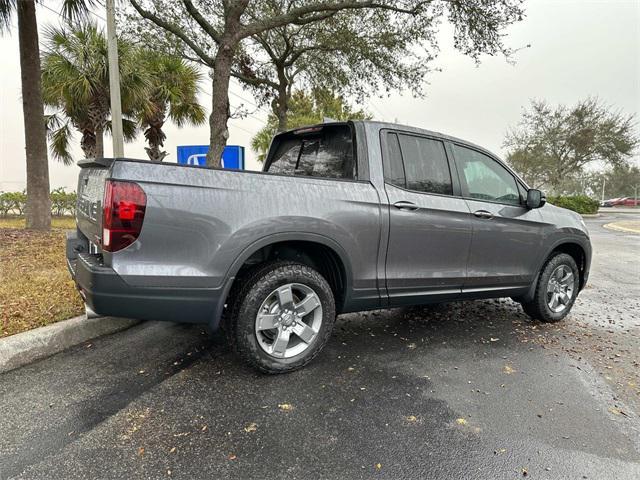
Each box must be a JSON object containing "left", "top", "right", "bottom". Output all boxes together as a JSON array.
[
  {"left": 520, "top": 235, "right": 590, "bottom": 302},
  {"left": 211, "top": 232, "right": 354, "bottom": 328}
]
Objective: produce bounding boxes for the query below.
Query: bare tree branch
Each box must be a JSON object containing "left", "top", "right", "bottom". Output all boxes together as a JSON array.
[
  {"left": 129, "top": 0, "right": 216, "bottom": 66},
  {"left": 239, "top": 0, "right": 428, "bottom": 38},
  {"left": 182, "top": 0, "right": 222, "bottom": 43}
]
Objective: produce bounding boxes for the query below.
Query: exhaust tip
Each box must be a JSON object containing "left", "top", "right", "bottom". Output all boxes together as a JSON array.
[{"left": 85, "top": 304, "right": 101, "bottom": 319}]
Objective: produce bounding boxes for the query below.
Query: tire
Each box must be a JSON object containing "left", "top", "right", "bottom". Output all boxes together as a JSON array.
[
  {"left": 520, "top": 253, "right": 579, "bottom": 322},
  {"left": 225, "top": 261, "right": 336, "bottom": 374}
]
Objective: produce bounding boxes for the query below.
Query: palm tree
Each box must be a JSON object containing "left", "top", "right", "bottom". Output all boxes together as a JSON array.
[
  {"left": 139, "top": 53, "right": 205, "bottom": 162},
  {"left": 41, "top": 21, "right": 149, "bottom": 162},
  {"left": 0, "top": 0, "right": 96, "bottom": 230},
  {"left": 1, "top": 0, "right": 96, "bottom": 229}
]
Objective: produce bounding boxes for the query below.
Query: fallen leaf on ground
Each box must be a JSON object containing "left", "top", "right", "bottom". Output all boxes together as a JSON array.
[
  {"left": 375, "top": 463, "right": 382, "bottom": 470},
  {"left": 244, "top": 423, "right": 258, "bottom": 433},
  {"left": 503, "top": 365, "right": 515, "bottom": 374},
  {"left": 406, "top": 415, "right": 417, "bottom": 422},
  {"left": 137, "top": 447, "right": 145, "bottom": 457},
  {"left": 169, "top": 447, "right": 176, "bottom": 453},
  {"left": 228, "top": 454, "right": 237, "bottom": 460},
  {"left": 278, "top": 403, "right": 294, "bottom": 411},
  {"left": 455, "top": 418, "right": 467, "bottom": 425},
  {"left": 608, "top": 407, "right": 629, "bottom": 417}
]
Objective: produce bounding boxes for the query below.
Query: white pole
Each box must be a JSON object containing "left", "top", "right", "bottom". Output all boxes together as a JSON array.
[
  {"left": 601, "top": 177, "right": 606, "bottom": 202},
  {"left": 106, "top": 0, "right": 124, "bottom": 157}
]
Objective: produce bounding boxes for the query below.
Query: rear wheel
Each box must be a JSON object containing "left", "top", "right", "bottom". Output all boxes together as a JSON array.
[
  {"left": 520, "top": 253, "right": 579, "bottom": 322},
  {"left": 226, "top": 261, "right": 336, "bottom": 374}
]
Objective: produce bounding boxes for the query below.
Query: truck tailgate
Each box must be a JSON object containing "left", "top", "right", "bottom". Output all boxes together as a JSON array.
[{"left": 76, "top": 159, "right": 113, "bottom": 246}]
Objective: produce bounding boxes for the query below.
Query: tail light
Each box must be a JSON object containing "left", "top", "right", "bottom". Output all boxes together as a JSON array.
[{"left": 102, "top": 180, "right": 146, "bottom": 252}]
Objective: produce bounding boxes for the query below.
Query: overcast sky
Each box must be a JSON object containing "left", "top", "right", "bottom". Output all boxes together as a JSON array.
[{"left": 1, "top": 0, "right": 638, "bottom": 191}]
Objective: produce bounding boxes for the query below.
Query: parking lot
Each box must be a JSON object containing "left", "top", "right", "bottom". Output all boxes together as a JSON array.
[{"left": 1, "top": 213, "right": 638, "bottom": 480}]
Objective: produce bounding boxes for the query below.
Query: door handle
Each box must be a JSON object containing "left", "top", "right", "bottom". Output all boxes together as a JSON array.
[
  {"left": 393, "top": 201, "right": 419, "bottom": 211},
  {"left": 473, "top": 210, "right": 493, "bottom": 219}
]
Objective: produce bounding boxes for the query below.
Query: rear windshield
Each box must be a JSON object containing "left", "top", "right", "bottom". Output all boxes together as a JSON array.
[{"left": 264, "top": 124, "right": 355, "bottom": 180}]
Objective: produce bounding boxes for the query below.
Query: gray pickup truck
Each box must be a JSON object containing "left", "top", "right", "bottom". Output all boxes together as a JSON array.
[{"left": 67, "top": 121, "right": 591, "bottom": 373}]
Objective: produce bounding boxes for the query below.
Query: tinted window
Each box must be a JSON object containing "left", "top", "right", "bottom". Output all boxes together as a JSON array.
[
  {"left": 266, "top": 125, "right": 355, "bottom": 179},
  {"left": 453, "top": 145, "right": 520, "bottom": 205},
  {"left": 382, "top": 132, "right": 405, "bottom": 187},
  {"left": 397, "top": 134, "right": 452, "bottom": 195}
]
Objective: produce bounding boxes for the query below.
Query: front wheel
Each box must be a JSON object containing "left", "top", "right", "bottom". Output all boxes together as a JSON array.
[
  {"left": 226, "top": 261, "right": 336, "bottom": 374},
  {"left": 520, "top": 253, "right": 579, "bottom": 322}
]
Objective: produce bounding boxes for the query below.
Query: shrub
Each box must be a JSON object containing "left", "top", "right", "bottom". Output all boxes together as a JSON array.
[
  {"left": 50, "top": 188, "right": 77, "bottom": 216},
  {"left": 0, "top": 190, "right": 77, "bottom": 217},
  {"left": 547, "top": 195, "right": 599, "bottom": 214},
  {"left": 0, "top": 191, "right": 27, "bottom": 216}
]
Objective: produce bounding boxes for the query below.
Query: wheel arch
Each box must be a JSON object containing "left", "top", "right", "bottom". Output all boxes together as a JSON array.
[
  {"left": 213, "top": 233, "right": 353, "bottom": 328},
  {"left": 549, "top": 242, "right": 588, "bottom": 290},
  {"left": 520, "top": 239, "right": 589, "bottom": 304}
]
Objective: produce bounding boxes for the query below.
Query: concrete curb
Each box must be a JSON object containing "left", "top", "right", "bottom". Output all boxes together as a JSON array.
[
  {"left": 603, "top": 222, "right": 640, "bottom": 234},
  {"left": 598, "top": 207, "right": 640, "bottom": 214},
  {"left": 0, "top": 315, "right": 140, "bottom": 374}
]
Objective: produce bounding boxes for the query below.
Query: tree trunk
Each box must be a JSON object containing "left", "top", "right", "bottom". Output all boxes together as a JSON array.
[
  {"left": 95, "top": 126, "right": 104, "bottom": 158},
  {"left": 275, "top": 65, "right": 289, "bottom": 132},
  {"left": 80, "top": 130, "right": 97, "bottom": 159},
  {"left": 145, "top": 142, "right": 168, "bottom": 162},
  {"left": 206, "top": 44, "right": 235, "bottom": 168},
  {"left": 17, "top": 0, "right": 51, "bottom": 230}
]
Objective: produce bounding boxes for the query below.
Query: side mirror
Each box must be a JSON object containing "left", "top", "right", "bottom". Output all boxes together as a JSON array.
[{"left": 526, "top": 189, "right": 546, "bottom": 209}]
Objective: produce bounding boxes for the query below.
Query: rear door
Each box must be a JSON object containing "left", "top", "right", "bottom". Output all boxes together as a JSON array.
[
  {"left": 449, "top": 143, "right": 545, "bottom": 291},
  {"left": 382, "top": 130, "right": 473, "bottom": 305}
]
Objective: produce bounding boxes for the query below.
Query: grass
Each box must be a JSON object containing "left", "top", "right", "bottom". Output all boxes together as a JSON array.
[{"left": 0, "top": 216, "right": 83, "bottom": 338}]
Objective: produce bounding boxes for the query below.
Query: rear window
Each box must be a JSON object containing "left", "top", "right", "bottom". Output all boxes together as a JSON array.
[{"left": 265, "top": 124, "right": 355, "bottom": 180}]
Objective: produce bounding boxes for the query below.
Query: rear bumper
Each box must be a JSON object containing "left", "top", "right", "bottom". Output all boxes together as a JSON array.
[{"left": 66, "top": 232, "right": 225, "bottom": 328}]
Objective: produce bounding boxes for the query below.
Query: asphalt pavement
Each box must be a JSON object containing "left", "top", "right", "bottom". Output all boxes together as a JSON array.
[{"left": 1, "top": 213, "right": 639, "bottom": 480}]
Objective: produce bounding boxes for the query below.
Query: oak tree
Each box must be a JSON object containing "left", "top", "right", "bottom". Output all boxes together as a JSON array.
[
  {"left": 505, "top": 98, "right": 638, "bottom": 193},
  {"left": 124, "top": 0, "right": 525, "bottom": 167}
]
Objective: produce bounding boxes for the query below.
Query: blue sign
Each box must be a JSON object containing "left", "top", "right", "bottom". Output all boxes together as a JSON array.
[{"left": 177, "top": 145, "right": 245, "bottom": 169}]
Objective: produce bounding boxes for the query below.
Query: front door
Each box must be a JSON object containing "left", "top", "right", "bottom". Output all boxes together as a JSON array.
[
  {"left": 381, "top": 131, "right": 473, "bottom": 305},
  {"left": 450, "top": 143, "right": 546, "bottom": 292}
]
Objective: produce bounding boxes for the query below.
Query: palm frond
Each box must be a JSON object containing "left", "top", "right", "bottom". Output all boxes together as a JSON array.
[
  {"left": 46, "top": 116, "right": 75, "bottom": 165},
  {"left": 0, "top": 0, "right": 15, "bottom": 33},
  {"left": 105, "top": 117, "right": 139, "bottom": 142},
  {"left": 61, "top": 0, "right": 98, "bottom": 22}
]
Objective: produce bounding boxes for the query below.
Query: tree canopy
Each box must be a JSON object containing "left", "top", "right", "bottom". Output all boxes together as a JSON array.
[
  {"left": 504, "top": 98, "right": 638, "bottom": 193},
  {"left": 122, "top": 0, "right": 526, "bottom": 167}
]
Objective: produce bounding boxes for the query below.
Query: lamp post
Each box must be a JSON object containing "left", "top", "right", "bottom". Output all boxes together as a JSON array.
[{"left": 106, "top": 0, "right": 124, "bottom": 157}]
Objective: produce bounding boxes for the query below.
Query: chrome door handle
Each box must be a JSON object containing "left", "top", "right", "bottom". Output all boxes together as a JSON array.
[
  {"left": 473, "top": 210, "right": 493, "bottom": 219},
  {"left": 393, "top": 201, "right": 419, "bottom": 211}
]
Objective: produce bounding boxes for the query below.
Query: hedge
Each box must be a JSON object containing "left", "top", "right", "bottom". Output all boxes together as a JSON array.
[
  {"left": 547, "top": 195, "right": 600, "bottom": 215},
  {"left": 0, "top": 189, "right": 77, "bottom": 217}
]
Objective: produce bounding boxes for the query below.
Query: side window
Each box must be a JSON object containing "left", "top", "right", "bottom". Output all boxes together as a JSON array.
[
  {"left": 453, "top": 145, "right": 520, "bottom": 205},
  {"left": 398, "top": 134, "right": 453, "bottom": 195},
  {"left": 382, "top": 132, "right": 405, "bottom": 187}
]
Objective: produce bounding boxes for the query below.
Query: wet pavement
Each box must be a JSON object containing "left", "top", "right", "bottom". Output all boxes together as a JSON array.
[{"left": 0, "top": 213, "right": 638, "bottom": 479}]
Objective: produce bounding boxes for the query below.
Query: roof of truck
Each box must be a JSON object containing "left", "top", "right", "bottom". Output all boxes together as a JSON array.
[{"left": 284, "top": 120, "right": 504, "bottom": 162}]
